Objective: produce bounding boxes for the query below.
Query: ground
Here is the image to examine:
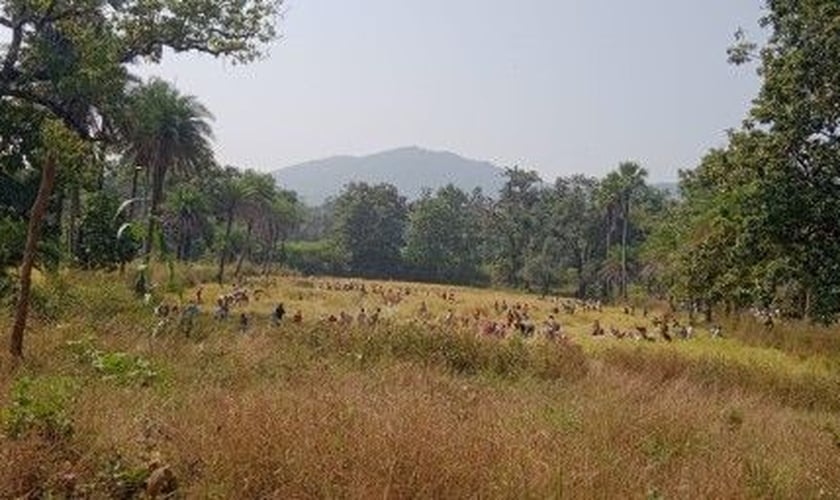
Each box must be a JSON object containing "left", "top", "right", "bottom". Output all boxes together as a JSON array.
[{"left": 1, "top": 268, "right": 839, "bottom": 498}]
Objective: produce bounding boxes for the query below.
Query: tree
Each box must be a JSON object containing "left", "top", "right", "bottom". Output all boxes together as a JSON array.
[
  {"left": 258, "top": 189, "right": 302, "bottom": 272},
  {"left": 232, "top": 169, "right": 276, "bottom": 278},
  {"left": 122, "top": 79, "right": 214, "bottom": 262},
  {"left": 2, "top": 0, "right": 283, "bottom": 357},
  {"left": 653, "top": 0, "right": 840, "bottom": 322},
  {"left": 553, "top": 176, "right": 601, "bottom": 297},
  {"left": 10, "top": 120, "right": 91, "bottom": 357},
  {"left": 165, "top": 184, "right": 211, "bottom": 261},
  {"left": 616, "top": 162, "right": 648, "bottom": 299},
  {"left": 213, "top": 168, "right": 247, "bottom": 284},
  {"left": 595, "top": 172, "right": 621, "bottom": 298},
  {"left": 332, "top": 183, "right": 407, "bottom": 278},
  {"left": 488, "top": 168, "right": 541, "bottom": 287},
  {"left": 404, "top": 184, "right": 483, "bottom": 284},
  {"left": 743, "top": 0, "right": 840, "bottom": 321},
  {"left": 76, "top": 190, "right": 139, "bottom": 268}
]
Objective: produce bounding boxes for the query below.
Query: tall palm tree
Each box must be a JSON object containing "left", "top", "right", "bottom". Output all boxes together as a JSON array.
[
  {"left": 121, "top": 78, "right": 214, "bottom": 262},
  {"left": 232, "top": 170, "right": 277, "bottom": 278},
  {"left": 616, "top": 162, "right": 648, "bottom": 299},
  {"left": 166, "top": 185, "right": 210, "bottom": 260},
  {"left": 258, "top": 189, "right": 301, "bottom": 273},
  {"left": 596, "top": 173, "right": 622, "bottom": 298},
  {"left": 214, "top": 169, "right": 248, "bottom": 284}
]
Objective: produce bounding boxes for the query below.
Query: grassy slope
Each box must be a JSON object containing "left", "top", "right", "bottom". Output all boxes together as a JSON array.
[{"left": 1, "top": 268, "right": 839, "bottom": 498}]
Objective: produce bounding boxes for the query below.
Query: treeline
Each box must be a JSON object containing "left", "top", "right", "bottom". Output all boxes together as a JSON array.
[
  {"left": 287, "top": 165, "right": 668, "bottom": 304},
  {"left": 1, "top": 81, "right": 304, "bottom": 291}
]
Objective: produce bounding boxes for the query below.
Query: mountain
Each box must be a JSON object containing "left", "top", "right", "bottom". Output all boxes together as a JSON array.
[{"left": 272, "top": 146, "right": 506, "bottom": 206}]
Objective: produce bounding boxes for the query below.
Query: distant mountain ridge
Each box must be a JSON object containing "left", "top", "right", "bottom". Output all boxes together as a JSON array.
[{"left": 272, "top": 146, "right": 506, "bottom": 206}]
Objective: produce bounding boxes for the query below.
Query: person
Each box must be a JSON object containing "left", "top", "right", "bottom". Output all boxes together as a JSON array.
[
  {"left": 154, "top": 303, "right": 170, "bottom": 318},
  {"left": 271, "top": 303, "right": 286, "bottom": 326},
  {"left": 239, "top": 313, "right": 249, "bottom": 333},
  {"left": 179, "top": 302, "right": 200, "bottom": 336},
  {"left": 545, "top": 316, "right": 563, "bottom": 340},
  {"left": 214, "top": 298, "right": 229, "bottom": 320}
]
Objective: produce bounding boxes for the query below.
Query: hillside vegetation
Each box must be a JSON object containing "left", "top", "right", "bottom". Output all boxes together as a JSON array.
[{"left": 1, "top": 267, "right": 839, "bottom": 498}]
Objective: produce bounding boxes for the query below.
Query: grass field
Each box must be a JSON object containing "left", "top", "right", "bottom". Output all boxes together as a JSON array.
[{"left": 1, "top": 268, "right": 839, "bottom": 498}]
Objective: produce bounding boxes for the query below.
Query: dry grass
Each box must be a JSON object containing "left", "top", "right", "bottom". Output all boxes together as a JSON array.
[{"left": 1, "top": 268, "right": 839, "bottom": 498}]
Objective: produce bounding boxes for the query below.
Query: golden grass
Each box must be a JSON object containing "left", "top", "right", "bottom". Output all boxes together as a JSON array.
[{"left": 1, "top": 268, "right": 839, "bottom": 498}]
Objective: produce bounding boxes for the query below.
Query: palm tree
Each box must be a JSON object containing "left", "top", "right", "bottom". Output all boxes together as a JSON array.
[
  {"left": 214, "top": 169, "right": 248, "bottom": 284},
  {"left": 596, "top": 173, "right": 622, "bottom": 298},
  {"left": 616, "top": 162, "right": 648, "bottom": 299},
  {"left": 166, "top": 185, "right": 210, "bottom": 260},
  {"left": 121, "top": 78, "right": 214, "bottom": 263},
  {"left": 258, "top": 189, "right": 301, "bottom": 273},
  {"left": 232, "top": 170, "right": 276, "bottom": 278}
]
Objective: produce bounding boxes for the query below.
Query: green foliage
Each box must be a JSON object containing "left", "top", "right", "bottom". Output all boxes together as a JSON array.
[
  {"left": 286, "top": 239, "right": 347, "bottom": 276},
  {"left": 0, "top": 216, "right": 26, "bottom": 295},
  {"left": 122, "top": 79, "right": 216, "bottom": 262},
  {"left": 28, "top": 273, "right": 79, "bottom": 321},
  {"left": 76, "top": 191, "right": 139, "bottom": 268},
  {"left": 1, "top": 376, "right": 76, "bottom": 440},
  {"left": 646, "top": 0, "right": 840, "bottom": 322},
  {"left": 66, "top": 338, "right": 158, "bottom": 386},
  {"left": 97, "top": 454, "right": 153, "bottom": 499},
  {"left": 332, "top": 183, "right": 407, "bottom": 278},
  {"left": 404, "top": 185, "right": 485, "bottom": 284},
  {"left": 486, "top": 168, "right": 542, "bottom": 287}
]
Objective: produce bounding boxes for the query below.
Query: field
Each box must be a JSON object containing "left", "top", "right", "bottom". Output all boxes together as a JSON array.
[{"left": 2, "top": 268, "right": 840, "bottom": 498}]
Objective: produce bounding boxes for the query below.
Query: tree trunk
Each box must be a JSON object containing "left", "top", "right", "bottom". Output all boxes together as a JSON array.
[
  {"left": 576, "top": 249, "right": 586, "bottom": 298},
  {"left": 234, "top": 221, "right": 253, "bottom": 278},
  {"left": 10, "top": 157, "right": 57, "bottom": 358},
  {"left": 217, "top": 210, "right": 234, "bottom": 284},
  {"left": 129, "top": 166, "right": 140, "bottom": 219},
  {"left": 143, "top": 166, "right": 165, "bottom": 261},
  {"left": 804, "top": 288, "right": 812, "bottom": 319},
  {"left": 621, "top": 196, "right": 629, "bottom": 300},
  {"left": 67, "top": 183, "right": 81, "bottom": 258}
]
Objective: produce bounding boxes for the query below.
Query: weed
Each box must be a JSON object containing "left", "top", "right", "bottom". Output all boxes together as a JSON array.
[
  {"left": 66, "top": 338, "right": 157, "bottom": 386},
  {"left": 1, "top": 376, "right": 75, "bottom": 440}
]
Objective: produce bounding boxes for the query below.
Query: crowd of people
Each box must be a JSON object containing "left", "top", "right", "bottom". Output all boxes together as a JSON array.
[{"left": 147, "top": 278, "right": 726, "bottom": 342}]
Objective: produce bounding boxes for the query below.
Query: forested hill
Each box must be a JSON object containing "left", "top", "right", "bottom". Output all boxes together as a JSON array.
[{"left": 272, "top": 146, "right": 506, "bottom": 205}]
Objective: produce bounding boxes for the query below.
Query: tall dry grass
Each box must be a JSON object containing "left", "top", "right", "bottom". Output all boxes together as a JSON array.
[{"left": 1, "top": 269, "right": 839, "bottom": 498}]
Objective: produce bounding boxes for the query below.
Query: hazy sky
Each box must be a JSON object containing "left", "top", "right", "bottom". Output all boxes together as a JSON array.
[{"left": 136, "top": 0, "right": 765, "bottom": 181}]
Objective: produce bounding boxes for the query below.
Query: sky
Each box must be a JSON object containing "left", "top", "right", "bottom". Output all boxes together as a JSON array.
[{"left": 136, "top": 0, "right": 765, "bottom": 182}]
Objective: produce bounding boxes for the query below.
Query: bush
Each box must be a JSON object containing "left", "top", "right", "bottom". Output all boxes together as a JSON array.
[
  {"left": 29, "top": 273, "right": 79, "bottom": 322},
  {"left": 1, "top": 376, "right": 75, "bottom": 440},
  {"left": 285, "top": 240, "right": 347, "bottom": 276},
  {"left": 66, "top": 338, "right": 158, "bottom": 386}
]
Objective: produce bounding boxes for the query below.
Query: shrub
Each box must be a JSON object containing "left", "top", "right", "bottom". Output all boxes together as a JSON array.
[
  {"left": 66, "top": 338, "right": 157, "bottom": 386},
  {"left": 28, "top": 273, "right": 79, "bottom": 322},
  {"left": 1, "top": 376, "right": 75, "bottom": 440}
]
